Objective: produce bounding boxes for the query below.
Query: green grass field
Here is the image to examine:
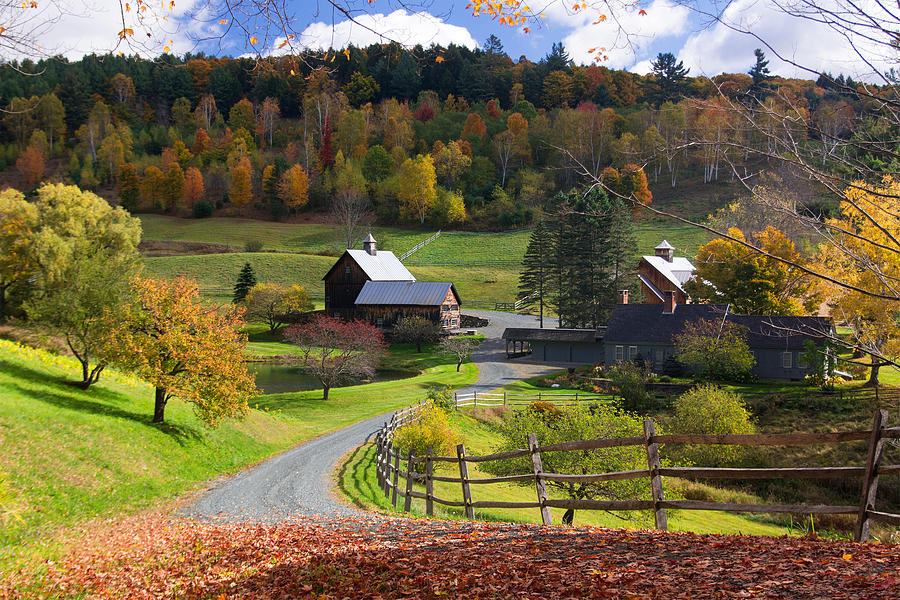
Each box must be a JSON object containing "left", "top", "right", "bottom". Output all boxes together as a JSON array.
[
  {"left": 138, "top": 215, "right": 711, "bottom": 306},
  {"left": 0, "top": 336, "right": 477, "bottom": 575}
]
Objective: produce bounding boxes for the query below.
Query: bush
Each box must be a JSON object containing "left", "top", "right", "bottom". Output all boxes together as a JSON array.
[
  {"left": 608, "top": 361, "right": 650, "bottom": 413},
  {"left": 528, "top": 400, "right": 562, "bottom": 421},
  {"left": 426, "top": 384, "right": 454, "bottom": 413},
  {"left": 662, "top": 355, "right": 684, "bottom": 378},
  {"left": 192, "top": 199, "right": 213, "bottom": 218},
  {"left": 244, "top": 239, "right": 264, "bottom": 252},
  {"left": 392, "top": 403, "right": 457, "bottom": 467},
  {"left": 669, "top": 384, "right": 755, "bottom": 467}
]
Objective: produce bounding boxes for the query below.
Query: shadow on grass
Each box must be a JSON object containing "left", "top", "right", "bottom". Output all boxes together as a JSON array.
[
  {"left": 1, "top": 360, "right": 202, "bottom": 443},
  {"left": 336, "top": 443, "right": 383, "bottom": 512}
]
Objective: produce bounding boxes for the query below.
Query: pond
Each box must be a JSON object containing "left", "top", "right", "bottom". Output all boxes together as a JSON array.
[{"left": 248, "top": 362, "right": 416, "bottom": 395}]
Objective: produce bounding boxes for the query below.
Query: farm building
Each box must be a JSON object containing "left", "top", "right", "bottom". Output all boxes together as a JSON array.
[
  {"left": 355, "top": 281, "right": 461, "bottom": 330},
  {"left": 603, "top": 296, "right": 835, "bottom": 380},
  {"left": 502, "top": 327, "right": 606, "bottom": 363},
  {"left": 322, "top": 234, "right": 415, "bottom": 321},
  {"left": 638, "top": 240, "right": 695, "bottom": 305}
]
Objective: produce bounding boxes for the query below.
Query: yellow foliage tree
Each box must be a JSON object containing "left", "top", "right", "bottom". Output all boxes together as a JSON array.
[
  {"left": 398, "top": 154, "right": 437, "bottom": 224},
  {"left": 278, "top": 164, "right": 310, "bottom": 212}
]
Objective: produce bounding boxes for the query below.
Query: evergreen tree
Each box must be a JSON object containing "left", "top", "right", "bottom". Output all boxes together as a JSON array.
[
  {"left": 646, "top": 52, "right": 690, "bottom": 107},
  {"left": 233, "top": 262, "right": 257, "bottom": 303},
  {"left": 518, "top": 221, "right": 554, "bottom": 328},
  {"left": 747, "top": 48, "right": 773, "bottom": 100}
]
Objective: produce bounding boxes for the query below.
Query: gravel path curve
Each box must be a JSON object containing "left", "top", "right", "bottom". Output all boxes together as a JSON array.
[{"left": 182, "top": 310, "right": 565, "bottom": 522}]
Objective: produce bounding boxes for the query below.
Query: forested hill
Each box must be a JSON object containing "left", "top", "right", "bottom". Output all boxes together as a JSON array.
[{"left": 0, "top": 42, "right": 872, "bottom": 229}]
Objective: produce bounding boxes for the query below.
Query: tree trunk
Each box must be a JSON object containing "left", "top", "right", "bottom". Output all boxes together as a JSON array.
[
  {"left": 153, "top": 387, "right": 168, "bottom": 423},
  {"left": 865, "top": 359, "right": 881, "bottom": 388},
  {"left": 416, "top": 342, "right": 422, "bottom": 352},
  {"left": 457, "top": 358, "right": 462, "bottom": 372},
  {"left": 323, "top": 385, "right": 330, "bottom": 401}
]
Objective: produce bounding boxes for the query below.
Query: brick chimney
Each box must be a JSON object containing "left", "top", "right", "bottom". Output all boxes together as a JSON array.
[
  {"left": 663, "top": 290, "right": 676, "bottom": 314},
  {"left": 363, "top": 233, "right": 377, "bottom": 256},
  {"left": 618, "top": 290, "right": 629, "bottom": 304}
]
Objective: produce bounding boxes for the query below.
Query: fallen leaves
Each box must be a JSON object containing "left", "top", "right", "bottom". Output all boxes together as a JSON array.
[{"left": 6, "top": 512, "right": 898, "bottom": 599}]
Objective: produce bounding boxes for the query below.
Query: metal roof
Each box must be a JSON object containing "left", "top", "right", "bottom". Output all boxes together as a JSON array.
[
  {"left": 363, "top": 233, "right": 376, "bottom": 243},
  {"left": 345, "top": 249, "right": 415, "bottom": 281},
  {"left": 641, "top": 255, "right": 696, "bottom": 292},
  {"left": 355, "top": 281, "right": 459, "bottom": 306},
  {"left": 502, "top": 327, "right": 605, "bottom": 343},
  {"left": 655, "top": 239, "right": 675, "bottom": 250}
]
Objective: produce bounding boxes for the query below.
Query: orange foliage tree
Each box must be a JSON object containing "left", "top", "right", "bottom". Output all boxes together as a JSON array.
[
  {"left": 16, "top": 145, "right": 45, "bottom": 188},
  {"left": 183, "top": 167, "right": 205, "bottom": 208},
  {"left": 278, "top": 164, "right": 309, "bottom": 212},
  {"left": 229, "top": 159, "right": 253, "bottom": 213},
  {"left": 107, "top": 277, "right": 256, "bottom": 425}
]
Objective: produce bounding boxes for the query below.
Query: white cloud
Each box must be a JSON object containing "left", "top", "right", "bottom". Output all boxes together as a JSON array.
[
  {"left": 676, "top": 0, "right": 894, "bottom": 81},
  {"left": 560, "top": 0, "right": 691, "bottom": 69},
  {"left": 291, "top": 9, "right": 478, "bottom": 53},
  {"left": 1, "top": 0, "right": 202, "bottom": 60}
]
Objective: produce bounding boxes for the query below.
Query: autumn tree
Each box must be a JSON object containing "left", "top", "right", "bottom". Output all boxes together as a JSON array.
[
  {"left": 432, "top": 140, "right": 471, "bottom": 187},
  {"left": 229, "top": 98, "right": 255, "bottom": 132},
  {"left": 38, "top": 93, "right": 65, "bottom": 154},
  {"left": 15, "top": 145, "right": 45, "bottom": 188},
  {"left": 332, "top": 159, "right": 372, "bottom": 248},
  {"left": 675, "top": 319, "right": 755, "bottom": 382},
  {"left": 686, "top": 226, "right": 820, "bottom": 316},
  {"left": 182, "top": 167, "right": 205, "bottom": 209},
  {"left": 398, "top": 154, "right": 437, "bottom": 224},
  {"left": 283, "top": 315, "right": 385, "bottom": 400},
  {"left": 243, "top": 282, "right": 313, "bottom": 332},
  {"left": 117, "top": 163, "right": 141, "bottom": 211},
  {"left": 229, "top": 159, "right": 253, "bottom": 213},
  {"left": 428, "top": 187, "right": 466, "bottom": 227},
  {"left": 255, "top": 97, "right": 280, "bottom": 146},
  {"left": 163, "top": 163, "right": 186, "bottom": 212},
  {"left": 393, "top": 315, "right": 440, "bottom": 352},
  {"left": 438, "top": 336, "right": 478, "bottom": 372},
  {"left": 13, "top": 184, "right": 142, "bottom": 388},
  {"left": 195, "top": 94, "right": 217, "bottom": 130},
  {"left": 460, "top": 112, "right": 487, "bottom": 143},
  {"left": 0, "top": 190, "right": 38, "bottom": 320},
  {"left": 108, "top": 277, "right": 256, "bottom": 425},
  {"left": 278, "top": 164, "right": 310, "bottom": 212}
]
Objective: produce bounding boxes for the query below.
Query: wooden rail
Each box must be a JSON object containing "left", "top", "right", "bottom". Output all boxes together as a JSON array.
[
  {"left": 373, "top": 404, "right": 900, "bottom": 542},
  {"left": 454, "top": 391, "right": 611, "bottom": 408}
]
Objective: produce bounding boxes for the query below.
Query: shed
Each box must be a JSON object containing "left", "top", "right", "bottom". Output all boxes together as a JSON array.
[{"left": 502, "top": 327, "right": 606, "bottom": 363}]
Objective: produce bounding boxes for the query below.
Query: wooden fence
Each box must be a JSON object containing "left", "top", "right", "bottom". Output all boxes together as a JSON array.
[
  {"left": 454, "top": 391, "right": 611, "bottom": 408},
  {"left": 374, "top": 405, "right": 900, "bottom": 542}
]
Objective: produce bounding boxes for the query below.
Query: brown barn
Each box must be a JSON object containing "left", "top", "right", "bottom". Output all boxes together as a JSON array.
[
  {"left": 355, "top": 281, "right": 461, "bottom": 330},
  {"left": 322, "top": 234, "right": 415, "bottom": 320},
  {"left": 637, "top": 240, "right": 695, "bottom": 305}
]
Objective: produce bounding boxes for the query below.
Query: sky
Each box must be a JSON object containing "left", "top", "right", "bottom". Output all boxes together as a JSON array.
[{"left": 7, "top": 0, "right": 893, "bottom": 82}]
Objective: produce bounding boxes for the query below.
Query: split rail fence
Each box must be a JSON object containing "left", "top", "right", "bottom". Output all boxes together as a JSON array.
[
  {"left": 374, "top": 402, "right": 900, "bottom": 542},
  {"left": 453, "top": 391, "right": 610, "bottom": 408}
]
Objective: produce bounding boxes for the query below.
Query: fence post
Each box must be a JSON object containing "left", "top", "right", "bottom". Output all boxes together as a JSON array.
[
  {"left": 527, "top": 432, "right": 552, "bottom": 526},
  {"left": 474, "top": 391, "right": 477, "bottom": 408},
  {"left": 504, "top": 392, "right": 507, "bottom": 407},
  {"left": 376, "top": 434, "right": 384, "bottom": 490},
  {"left": 404, "top": 451, "right": 415, "bottom": 512},
  {"left": 457, "top": 444, "right": 475, "bottom": 520},
  {"left": 391, "top": 448, "right": 401, "bottom": 508},
  {"left": 855, "top": 409, "right": 889, "bottom": 542},
  {"left": 454, "top": 392, "right": 458, "bottom": 410},
  {"left": 383, "top": 439, "right": 392, "bottom": 496},
  {"left": 642, "top": 418, "right": 668, "bottom": 531},
  {"left": 425, "top": 446, "right": 434, "bottom": 517}
]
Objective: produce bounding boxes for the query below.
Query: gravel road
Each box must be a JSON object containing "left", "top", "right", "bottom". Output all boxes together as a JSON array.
[{"left": 182, "top": 310, "right": 565, "bottom": 522}]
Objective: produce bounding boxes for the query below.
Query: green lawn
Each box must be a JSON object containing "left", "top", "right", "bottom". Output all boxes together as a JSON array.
[
  {"left": 0, "top": 336, "right": 477, "bottom": 576},
  {"left": 338, "top": 411, "right": 791, "bottom": 536},
  {"left": 139, "top": 215, "right": 711, "bottom": 306}
]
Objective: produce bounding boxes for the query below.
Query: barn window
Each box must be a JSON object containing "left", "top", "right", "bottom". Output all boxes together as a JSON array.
[
  {"left": 451, "top": 304, "right": 458, "bottom": 311},
  {"left": 442, "top": 304, "right": 450, "bottom": 311},
  {"left": 451, "top": 318, "right": 458, "bottom": 327},
  {"left": 376, "top": 318, "right": 383, "bottom": 328},
  {"left": 615, "top": 345, "right": 623, "bottom": 361},
  {"left": 782, "top": 352, "right": 793, "bottom": 369},
  {"left": 798, "top": 353, "right": 809, "bottom": 369}
]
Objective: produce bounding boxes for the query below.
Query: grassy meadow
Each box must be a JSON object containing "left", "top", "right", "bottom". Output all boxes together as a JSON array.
[{"left": 138, "top": 215, "right": 711, "bottom": 306}]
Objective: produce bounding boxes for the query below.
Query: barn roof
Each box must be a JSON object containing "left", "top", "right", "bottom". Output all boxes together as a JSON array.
[
  {"left": 322, "top": 249, "right": 415, "bottom": 282},
  {"left": 355, "top": 281, "right": 459, "bottom": 306},
  {"left": 640, "top": 255, "right": 696, "bottom": 292},
  {"left": 605, "top": 303, "right": 834, "bottom": 349},
  {"left": 502, "top": 328, "right": 605, "bottom": 343}
]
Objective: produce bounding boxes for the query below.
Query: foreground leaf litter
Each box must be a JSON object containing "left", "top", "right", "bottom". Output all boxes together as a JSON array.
[{"left": 10, "top": 512, "right": 898, "bottom": 599}]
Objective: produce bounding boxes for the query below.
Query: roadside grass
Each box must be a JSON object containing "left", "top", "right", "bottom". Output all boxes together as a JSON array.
[
  {"left": 0, "top": 335, "right": 478, "bottom": 576},
  {"left": 337, "top": 411, "right": 791, "bottom": 536}
]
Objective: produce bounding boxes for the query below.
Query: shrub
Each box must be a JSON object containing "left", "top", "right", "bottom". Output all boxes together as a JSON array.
[
  {"left": 608, "top": 361, "right": 650, "bottom": 413},
  {"left": 392, "top": 402, "right": 457, "bottom": 464},
  {"left": 192, "top": 199, "right": 213, "bottom": 218},
  {"left": 528, "top": 400, "right": 562, "bottom": 421},
  {"left": 244, "top": 239, "right": 264, "bottom": 252},
  {"left": 669, "top": 384, "right": 755, "bottom": 467},
  {"left": 426, "top": 384, "right": 455, "bottom": 413}
]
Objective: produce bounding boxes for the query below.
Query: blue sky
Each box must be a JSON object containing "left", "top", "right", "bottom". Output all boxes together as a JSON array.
[{"left": 19, "top": 0, "right": 891, "bottom": 81}]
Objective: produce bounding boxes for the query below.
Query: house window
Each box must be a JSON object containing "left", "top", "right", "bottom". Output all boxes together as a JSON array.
[
  {"left": 798, "top": 353, "right": 809, "bottom": 369},
  {"left": 451, "top": 318, "right": 458, "bottom": 327},
  {"left": 451, "top": 304, "right": 458, "bottom": 311},
  {"left": 654, "top": 348, "right": 663, "bottom": 367},
  {"left": 616, "top": 345, "right": 624, "bottom": 361},
  {"left": 376, "top": 317, "right": 383, "bottom": 328},
  {"left": 345, "top": 265, "right": 351, "bottom": 274},
  {"left": 629, "top": 346, "right": 638, "bottom": 361},
  {"left": 442, "top": 304, "right": 450, "bottom": 311},
  {"left": 782, "top": 352, "right": 793, "bottom": 369}
]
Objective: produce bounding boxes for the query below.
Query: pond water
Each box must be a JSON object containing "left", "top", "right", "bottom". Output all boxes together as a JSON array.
[{"left": 249, "top": 362, "right": 415, "bottom": 395}]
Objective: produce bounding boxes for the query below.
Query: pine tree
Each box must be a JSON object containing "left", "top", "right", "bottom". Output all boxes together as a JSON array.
[
  {"left": 747, "top": 49, "right": 773, "bottom": 100},
  {"left": 518, "top": 221, "right": 554, "bottom": 328},
  {"left": 233, "top": 262, "right": 257, "bottom": 303}
]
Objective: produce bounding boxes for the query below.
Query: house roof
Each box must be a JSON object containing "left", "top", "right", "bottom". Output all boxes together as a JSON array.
[
  {"left": 502, "top": 327, "right": 606, "bottom": 343},
  {"left": 322, "top": 249, "right": 415, "bottom": 282},
  {"left": 640, "top": 255, "right": 696, "bottom": 292},
  {"left": 605, "top": 303, "right": 834, "bottom": 350},
  {"left": 355, "top": 281, "right": 459, "bottom": 306}
]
